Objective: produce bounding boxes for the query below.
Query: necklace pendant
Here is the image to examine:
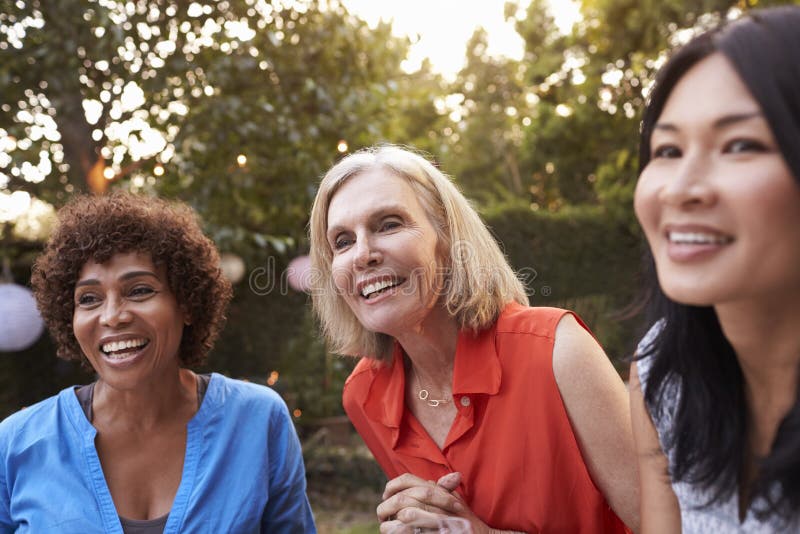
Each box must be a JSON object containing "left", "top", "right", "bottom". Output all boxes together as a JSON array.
[
  {"left": 428, "top": 399, "right": 441, "bottom": 407},
  {"left": 418, "top": 389, "right": 429, "bottom": 401}
]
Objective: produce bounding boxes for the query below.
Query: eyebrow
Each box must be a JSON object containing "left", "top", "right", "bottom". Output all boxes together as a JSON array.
[
  {"left": 654, "top": 111, "right": 763, "bottom": 132},
  {"left": 75, "top": 270, "right": 160, "bottom": 288},
  {"left": 327, "top": 204, "right": 410, "bottom": 236}
]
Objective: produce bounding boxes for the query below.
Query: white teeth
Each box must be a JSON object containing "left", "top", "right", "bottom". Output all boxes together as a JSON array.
[
  {"left": 101, "top": 338, "right": 148, "bottom": 354},
  {"left": 669, "top": 231, "right": 732, "bottom": 245},
  {"left": 361, "top": 279, "right": 398, "bottom": 298}
]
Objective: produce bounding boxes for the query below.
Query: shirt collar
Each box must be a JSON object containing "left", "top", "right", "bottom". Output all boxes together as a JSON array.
[
  {"left": 361, "top": 321, "right": 503, "bottom": 433},
  {"left": 452, "top": 323, "right": 502, "bottom": 396},
  {"left": 362, "top": 343, "right": 407, "bottom": 436}
]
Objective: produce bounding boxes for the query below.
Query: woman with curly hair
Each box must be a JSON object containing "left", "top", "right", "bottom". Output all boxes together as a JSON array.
[
  {"left": 631, "top": 6, "right": 800, "bottom": 532},
  {"left": 0, "top": 193, "right": 315, "bottom": 533}
]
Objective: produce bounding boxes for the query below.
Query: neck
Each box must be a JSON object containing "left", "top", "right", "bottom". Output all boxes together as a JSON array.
[
  {"left": 93, "top": 367, "right": 197, "bottom": 431},
  {"left": 716, "top": 298, "right": 800, "bottom": 455},
  {"left": 395, "top": 304, "right": 459, "bottom": 392}
]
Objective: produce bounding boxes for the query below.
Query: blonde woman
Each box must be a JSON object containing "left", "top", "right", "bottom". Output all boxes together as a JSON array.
[{"left": 309, "top": 145, "right": 638, "bottom": 533}]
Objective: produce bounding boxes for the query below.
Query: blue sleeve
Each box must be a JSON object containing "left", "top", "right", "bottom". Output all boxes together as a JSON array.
[
  {"left": 261, "top": 400, "right": 316, "bottom": 533},
  {"left": 0, "top": 424, "right": 14, "bottom": 533}
]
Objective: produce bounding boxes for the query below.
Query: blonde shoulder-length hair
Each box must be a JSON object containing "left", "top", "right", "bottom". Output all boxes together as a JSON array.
[{"left": 309, "top": 145, "right": 528, "bottom": 361}]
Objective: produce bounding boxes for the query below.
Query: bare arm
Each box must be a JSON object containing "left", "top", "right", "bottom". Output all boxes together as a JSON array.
[
  {"left": 552, "top": 313, "right": 640, "bottom": 532},
  {"left": 629, "top": 360, "right": 681, "bottom": 534}
]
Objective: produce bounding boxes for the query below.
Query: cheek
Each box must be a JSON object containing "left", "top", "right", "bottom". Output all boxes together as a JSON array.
[
  {"left": 72, "top": 313, "right": 92, "bottom": 352},
  {"left": 329, "top": 258, "right": 352, "bottom": 294}
]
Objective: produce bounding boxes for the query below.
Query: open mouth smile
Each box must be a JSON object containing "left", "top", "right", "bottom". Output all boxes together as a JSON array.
[
  {"left": 360, "top": 278, "right": 406, "bottom": 299},
  {"left": 667, "top": 231, "right": 733, "bottom": 245},
  {"left": 99, "top": 337, "right": 150, "bottom": 360}
]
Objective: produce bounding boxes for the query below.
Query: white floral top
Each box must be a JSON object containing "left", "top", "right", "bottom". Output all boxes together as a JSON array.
[{"left": 636, "top": 323, "right": 799, "bottom": 533}]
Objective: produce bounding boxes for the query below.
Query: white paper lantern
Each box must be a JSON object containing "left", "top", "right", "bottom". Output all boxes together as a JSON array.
[
  {"left": 0, "top": 283, "right": 45, "bottom": 352},
  {"left": 219, "top": 253, "right": 246, "bottom": 285}
]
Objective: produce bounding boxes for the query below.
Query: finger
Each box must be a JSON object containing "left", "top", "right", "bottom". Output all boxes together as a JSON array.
[
  {"left": 379, "top": 518, "right": 410, "bottom": 534},
  {"left": 436, "top": 471, "right": 461, "bottom": 491},
  {"left": 396, "top": 506, "right": 450, "bottom": 529},
  {"left": 377, "top": 486, "right": 463, "bottom": 520},
  {"left": 383, "top": 473, "right": 430, "bottom": 499}
]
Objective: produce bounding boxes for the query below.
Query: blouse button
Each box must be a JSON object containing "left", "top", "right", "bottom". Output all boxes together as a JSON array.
[{"left": 460, "top": 396, "right": 471, "bottom": 407}]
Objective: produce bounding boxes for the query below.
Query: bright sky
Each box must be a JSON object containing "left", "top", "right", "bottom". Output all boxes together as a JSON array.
[{"left": 340, "top": 0, "right": 582, "bottom": 79}]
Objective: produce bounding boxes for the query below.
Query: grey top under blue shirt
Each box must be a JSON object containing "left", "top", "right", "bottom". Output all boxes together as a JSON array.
[
  {"left": 74, "top": 374, "right": 211, "bottom": 534},
  {"left": 0, "top": 373, "right": 316, "bottom": 533}
]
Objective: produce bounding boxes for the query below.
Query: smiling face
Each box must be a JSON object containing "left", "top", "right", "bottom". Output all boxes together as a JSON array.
[
  {"left": 635, "top": 53, "right": 800, "bottom": 307},
  {"left": 326, "top": 169, "right": 446, "bottom": 339},
  {"left": 72, "top": 252, "right": 187, "bottom": 390}
]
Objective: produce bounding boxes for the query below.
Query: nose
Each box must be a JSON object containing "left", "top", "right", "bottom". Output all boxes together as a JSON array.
[
  {"left": 353, "top": 234, "right": 381, "bottom": 269},
  {"left": 99, "top": 295, "right": 132, "bottom": 328},
  {"left": 658, "top": 151, "right": 717, "bottom": 208}
]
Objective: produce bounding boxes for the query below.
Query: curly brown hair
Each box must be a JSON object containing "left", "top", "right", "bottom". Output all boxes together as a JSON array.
[{"left": 31, "top": 192, "right": 233, "bottom": 368}]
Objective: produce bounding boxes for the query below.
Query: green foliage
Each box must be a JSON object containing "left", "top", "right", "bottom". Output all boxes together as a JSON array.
[
  {"left": 158, "top": 3, "right": 427, "bottom": 247},
  {"left": 485, "top": 204, "right": 640, "bottom": 300},
  {"left": 439, "top": 28, "right": 530, "bottom": 202},
  {"left": 484, "top": 204, "right": 643, "bottom": 363},
  {"left": 0, "top": 0, "right": 442, "bottom": 238}
]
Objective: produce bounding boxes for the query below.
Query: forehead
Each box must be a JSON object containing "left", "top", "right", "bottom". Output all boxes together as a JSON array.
[
  {"left": 78, "top": 251, "right": 162, "bottom": 281},
  {"left": 326, "top": 169, "right": 430, "bottom": 227},
  {"left": 659, "top": 53, "right": 760, "bottom": 122}
]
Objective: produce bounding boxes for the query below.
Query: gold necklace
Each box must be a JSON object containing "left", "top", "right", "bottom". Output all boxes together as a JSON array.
[{"left": 414, "top": 372, "right": 451, "bottom": 408}]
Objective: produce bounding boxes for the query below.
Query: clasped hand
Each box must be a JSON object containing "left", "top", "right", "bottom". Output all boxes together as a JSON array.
[{"left": 377, "top": 472, "right": 491, "bottom": 534}]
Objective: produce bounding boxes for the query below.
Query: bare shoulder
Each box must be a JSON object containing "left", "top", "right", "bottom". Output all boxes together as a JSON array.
[{"left": 552, "top": 313, "right": 615, "bottom": 386}]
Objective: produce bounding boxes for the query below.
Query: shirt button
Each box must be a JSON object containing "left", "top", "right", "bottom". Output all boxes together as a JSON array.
[{"left": 460, "top": 396, "right": 470, "bottom": 407}]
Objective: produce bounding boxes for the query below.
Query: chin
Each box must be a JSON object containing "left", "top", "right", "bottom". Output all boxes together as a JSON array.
[{"left": 660, "top": 284, "right": 716, "bottom": 307}]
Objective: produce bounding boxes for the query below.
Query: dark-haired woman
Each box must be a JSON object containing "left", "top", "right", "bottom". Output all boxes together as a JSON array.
[
  {"left": 0, "top": 193, "right": 316, "bottom": 533},
  {"left": 630, "top": 6, "right": 800, "bottom": 532}
]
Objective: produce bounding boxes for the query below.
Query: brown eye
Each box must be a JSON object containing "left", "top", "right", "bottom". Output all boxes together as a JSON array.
[
  {"left": 724, "top": 138, "right": 767, "bottom": 154},
  {"left": 129, "top": 286, "right": 156, "bottom": 299},
  {"left": 76, "top": 293, "right": 100, "bottom": 307},
  {"left": 652, "top": 144, "right": 682, "bottom": 159}
]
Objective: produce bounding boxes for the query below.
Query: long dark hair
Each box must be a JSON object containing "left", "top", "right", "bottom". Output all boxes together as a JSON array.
[{"left": 637, "top": 6, "right": 800, "bottom": 522}]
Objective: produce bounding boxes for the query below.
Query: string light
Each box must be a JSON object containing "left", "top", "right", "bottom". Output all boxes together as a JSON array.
[
  {"left": 336, "top": 140, "right": 348, "bottom": 153},
  {"left": 153, "top": 164, "right": 164, "bottom": 176},
  {"left": 236, "top": 154, "right": 247, "bottom": 167},
  {"left": 267, "top": 370, "right": 279, "bottom": 386},
  {"left": 292, "top": 409, "right": 302, "bottom": 418},
  {"left": 103, "top": 167, "right": 115, "bottom": 180}
]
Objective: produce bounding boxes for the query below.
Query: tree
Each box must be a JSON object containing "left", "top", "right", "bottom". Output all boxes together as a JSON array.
[
  {"left": 1, "top": 0, "right": 271, "bottom": 201},
  {"left": 157, "top": 2, "right": 446, "bottom": 250},
  {"left": 0, "top": 1, "right": 443, "bottom": 224},
  {"left": 510, "top": 0, "right": 796, "bottom": 215},
  {"left": 439, "top": 28, "right": 530, "bottom": 205}
]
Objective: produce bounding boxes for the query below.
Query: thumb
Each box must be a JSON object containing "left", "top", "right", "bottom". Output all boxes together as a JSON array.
[{"left": 436, "top": 471, "right": 461, "bottom": 491}]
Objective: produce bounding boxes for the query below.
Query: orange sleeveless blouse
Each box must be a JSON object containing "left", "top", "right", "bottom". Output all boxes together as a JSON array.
[{"left": 343, "top": 303, "right": 629, "bottom": 533}]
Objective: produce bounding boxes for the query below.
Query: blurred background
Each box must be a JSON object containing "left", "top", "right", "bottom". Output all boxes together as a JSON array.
[{"left": 0, "top": 0, "right": 794, "bottom": 531}]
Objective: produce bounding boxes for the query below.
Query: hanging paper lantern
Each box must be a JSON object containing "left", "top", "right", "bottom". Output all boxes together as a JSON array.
[
  {"left": 0, "top": 284, "right": 45, "bottom": 352},
  {"left": 286, "top": 255, "right": 312, "bottom": 293},
  {"left": 219, "top": 253, "right": 246, "bottom": 285}
]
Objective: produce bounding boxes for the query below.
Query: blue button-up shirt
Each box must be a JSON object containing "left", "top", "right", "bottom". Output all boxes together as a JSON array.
[{"left": 0, "top": 373, "right": 316, "bottom": 533}]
